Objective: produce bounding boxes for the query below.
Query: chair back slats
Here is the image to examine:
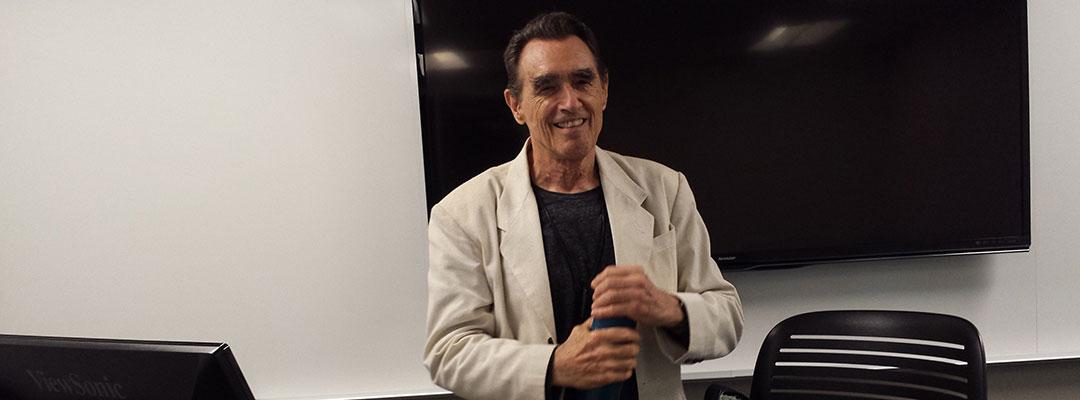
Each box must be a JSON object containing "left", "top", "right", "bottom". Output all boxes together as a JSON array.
[
  {"left": 770, "top": 366, "right": 969, "bottom": 395},
  {"left": 766, "top": 389, "right": 928, "bottom": 400},
  {"left": 750, "top": 311, "right": 986, "bottom": 400},
  {"left": 770, "top": 374, "right": 968, "bottom": 400},
  {"left": 774, "top": 352, "right": 969, "bottom": 375},
  {"left": 785, "top": 338, "right": 968, "bottom": 360}
]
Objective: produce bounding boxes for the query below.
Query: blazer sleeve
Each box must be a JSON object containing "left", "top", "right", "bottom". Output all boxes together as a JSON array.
[
  {"left": 423, "top": 203, "right": 554, "bottom": 400},
  {"left": 655, "top": 172, "right": 745, "bottom": 363}
]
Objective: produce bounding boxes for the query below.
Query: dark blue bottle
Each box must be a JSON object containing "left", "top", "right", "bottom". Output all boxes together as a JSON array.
[{"left": 583, "top": 317, "right": 636, "bottom": 400}]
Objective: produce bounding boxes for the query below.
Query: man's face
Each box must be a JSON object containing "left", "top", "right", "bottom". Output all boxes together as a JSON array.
[{"left": 504, "top": 36, "right": 608, "bottom": 163}]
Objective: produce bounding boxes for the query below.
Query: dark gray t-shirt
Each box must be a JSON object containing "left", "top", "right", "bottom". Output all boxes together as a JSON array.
[
  {"left": 534, "top": 185, "right": 615, "bottom": 342},
  {"left": 534, "top": 185, "right": 637, "bottom": 400}
]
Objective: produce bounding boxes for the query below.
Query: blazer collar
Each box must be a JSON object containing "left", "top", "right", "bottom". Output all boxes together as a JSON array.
[
  {"left": 595, "top": 147, "right": 656, "bottom": 270},
  {"left": 495, "top": 140, "right": 651, "bottom": 229},
  {"left": 496, "top": 140, "right": 555, "bottom": 338},
  {"left": 495, "top": 141, "right": 535, "bottom": 232}
]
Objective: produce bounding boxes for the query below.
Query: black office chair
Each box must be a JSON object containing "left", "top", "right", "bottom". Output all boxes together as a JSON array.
[
  {"left": 703, "top": 383, "right": 749, "bottom": 400},
  {"left": 705, "top": 310, "right": 986, "bottom": 400}
]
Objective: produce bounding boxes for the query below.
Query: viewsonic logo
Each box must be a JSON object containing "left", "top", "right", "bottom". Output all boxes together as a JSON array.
[{"left": 25, "top": 369, "right": 127, "bottom": 399}]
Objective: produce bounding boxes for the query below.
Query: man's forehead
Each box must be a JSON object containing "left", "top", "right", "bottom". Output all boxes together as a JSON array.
[{"left": 519, "top": 37, "right": 598, "bottom": 77}]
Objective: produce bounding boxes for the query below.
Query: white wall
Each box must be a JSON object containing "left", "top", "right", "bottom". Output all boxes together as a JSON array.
[
  {"left": 1, "top": 1, "right": 436, "bottom": 398},
  {"left": 1, "top": 0, "right": 1077, "bottom": 399},
  {"left": 1027, "top": 0, "right": 1080, "bottom": 356}
]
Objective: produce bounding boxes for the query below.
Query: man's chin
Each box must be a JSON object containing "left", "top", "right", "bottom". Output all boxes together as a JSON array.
[{"left": 554, "top": 144, "right": 595, "bottom": 162}]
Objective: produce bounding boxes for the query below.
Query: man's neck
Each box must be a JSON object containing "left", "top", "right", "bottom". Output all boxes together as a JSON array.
[{"left": 529, "top": 146, "right": 599, "bottom": 194}]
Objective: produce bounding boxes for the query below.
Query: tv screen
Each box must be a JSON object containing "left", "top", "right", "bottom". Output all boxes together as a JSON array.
[
  {"left": 415, "top": 0, "right": 1030, "bottom": 270},
  {"left": 0, "top": 334, "right": 255, "bottom": 400}
]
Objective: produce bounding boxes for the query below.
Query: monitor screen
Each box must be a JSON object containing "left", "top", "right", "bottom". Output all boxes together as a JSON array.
[
  {"left": 414, "top": 0, "right": 1030, "bottom": 269},
  {"left": 0, "top": 334, "right": 255, "bottom": 400}
]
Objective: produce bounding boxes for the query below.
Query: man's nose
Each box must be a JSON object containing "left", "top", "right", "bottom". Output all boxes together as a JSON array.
[{"left": 554, "top": 83, "right": 584, "bottom": 112}]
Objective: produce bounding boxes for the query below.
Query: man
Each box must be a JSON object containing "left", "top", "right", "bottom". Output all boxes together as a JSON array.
[{"left": 424, "top": 12, "right": 743, "bottom": 400}]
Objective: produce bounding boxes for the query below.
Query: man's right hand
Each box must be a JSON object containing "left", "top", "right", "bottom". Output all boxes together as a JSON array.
[{"left": 551, "top": 318, "right": 641, "bottom": 389}]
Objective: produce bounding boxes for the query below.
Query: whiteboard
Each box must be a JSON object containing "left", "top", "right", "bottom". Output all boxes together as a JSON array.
[
  {"left": 2, "top": 1, "right": 1079, "bottom": 399},
  {"left": 1, "top": 1, "right": 436, "bottom": 398}
]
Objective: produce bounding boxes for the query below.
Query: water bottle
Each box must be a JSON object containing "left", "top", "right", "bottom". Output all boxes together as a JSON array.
[{"left": 583, "top": 317, "right": 636, "bottom": 400}]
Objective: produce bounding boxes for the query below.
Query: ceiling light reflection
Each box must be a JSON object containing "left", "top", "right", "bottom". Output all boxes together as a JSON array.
[
  {"left": 751, "top": 19, "right": 850, "bottom": 52},
  {"left": 428, "top": 50, "right": 469, "bottom": 71}
]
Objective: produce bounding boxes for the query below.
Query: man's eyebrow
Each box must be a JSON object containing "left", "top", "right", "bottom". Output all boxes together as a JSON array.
[
  {"left": 571, "top": 68, "right": 596, "bottom": 80},
  {"left": 531, "top": 69, "right": 596, "bottom": 89},
  {"left": 531, "top": 73, "right": 558, "bottom": 88}
]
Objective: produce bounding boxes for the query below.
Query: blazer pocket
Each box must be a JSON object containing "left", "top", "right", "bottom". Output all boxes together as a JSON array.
[{"left": 649, "top": 226, "right": 678, "bottom": 291}]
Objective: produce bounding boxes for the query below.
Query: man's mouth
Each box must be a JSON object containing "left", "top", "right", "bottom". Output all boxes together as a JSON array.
[{"left": 553, "top": 118, "right": 586, "bottom": 129}]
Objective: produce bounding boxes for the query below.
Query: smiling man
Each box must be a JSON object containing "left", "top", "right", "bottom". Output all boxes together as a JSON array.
[{"left": 424, "top": 12, "right": 744, "bottom": 400}]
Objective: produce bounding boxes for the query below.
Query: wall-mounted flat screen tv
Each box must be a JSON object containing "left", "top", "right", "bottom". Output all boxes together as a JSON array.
[{"left": 414, "top": 0, "right": 1030, "bottom": 270}]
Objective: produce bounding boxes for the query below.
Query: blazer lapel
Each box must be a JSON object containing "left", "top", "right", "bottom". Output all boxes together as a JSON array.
[
  {"left": 497, "top": 142, "right": 556, "bottom": 340},
  {"left": 596, "top": 149, "right": 656, "bottom": 274}
]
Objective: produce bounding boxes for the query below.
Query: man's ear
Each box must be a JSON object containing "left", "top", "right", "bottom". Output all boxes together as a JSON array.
[
  {"left": 504, "top": 89, "right": 525, "bottom": 125},
  {"left": 600, "top": 72, "right": 610, "bottom": 111}
]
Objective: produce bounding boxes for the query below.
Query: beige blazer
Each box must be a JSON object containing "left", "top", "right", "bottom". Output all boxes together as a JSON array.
[{"left": 425, "top": 142, "right": 744, "bottom": 400}]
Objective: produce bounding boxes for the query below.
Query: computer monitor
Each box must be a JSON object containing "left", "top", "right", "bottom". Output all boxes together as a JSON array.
[{"left": 0, "top": 334, "right": 255, "bottom": 400}]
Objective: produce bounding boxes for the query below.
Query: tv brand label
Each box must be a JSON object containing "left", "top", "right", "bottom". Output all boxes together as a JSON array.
[{"left": 25, "top": 369, "right": 127, "bottom": 399}]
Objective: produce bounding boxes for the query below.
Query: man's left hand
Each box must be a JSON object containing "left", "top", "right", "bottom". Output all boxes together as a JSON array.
[{"left": 590, "top": 265, "right": 684, "bottom": 328}]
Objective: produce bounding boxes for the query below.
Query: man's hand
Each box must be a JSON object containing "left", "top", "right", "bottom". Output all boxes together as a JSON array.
[
  {"left": 591, "top": 265, "right": 684, "bottom": 327},
  {"left": 552, "top": 318, "right": 640, "bottom": 389}
]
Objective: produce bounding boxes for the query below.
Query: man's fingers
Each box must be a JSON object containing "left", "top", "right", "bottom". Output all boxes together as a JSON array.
[
  {"left": 593, "top": 338, "right": 639, "bottom": 367},
  {"left": 592, "top": 279, "right": 649, "bottom": 305},
  {"left": 556, "top": 324, "right": 640, "bottom": 389},
  {"left": 592, "top": 287, "right": 653, "bottom": 317},
  {"left": 591, "top": 305, "right": 613, "bottom": 319},
  {"left": 593, "top": 345, "right": 638, "bottom": 364},
  {"left": 591, "top": 264, "right": 645, "bottom": 287},
  {"left": 601, "top": 357, "right": 637, "bottom": 372},
  {"left": 593, "top": 271, "right": 651, "bottom": 294},
  {"left": 554, "top": 317, "right": 640, "bottom": 389},
  {"left": 593, "top": 303, "right": 647, "bottom": 321},
  {"left": 592, "top": 303, "right": 636, "bottom": 320},
  {"left": 592, "top": 285, "right": 648, "bottom": 307},
  {"left": 604, "top": 341, "right": 640, "bottom": 360},
  {"left": 592, "top": 267, "right": 641, "bottom": 286},
  {"left": 605, "top": 355, "right": 638, "bottom": 375},
  {"left": 591, "top": 326, "right": 640, "bottom": 344}
]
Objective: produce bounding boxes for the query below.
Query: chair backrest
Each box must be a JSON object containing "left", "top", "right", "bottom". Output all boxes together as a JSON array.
[{"left": 750, "top": 310, "right": 986, "bottom": 400}]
